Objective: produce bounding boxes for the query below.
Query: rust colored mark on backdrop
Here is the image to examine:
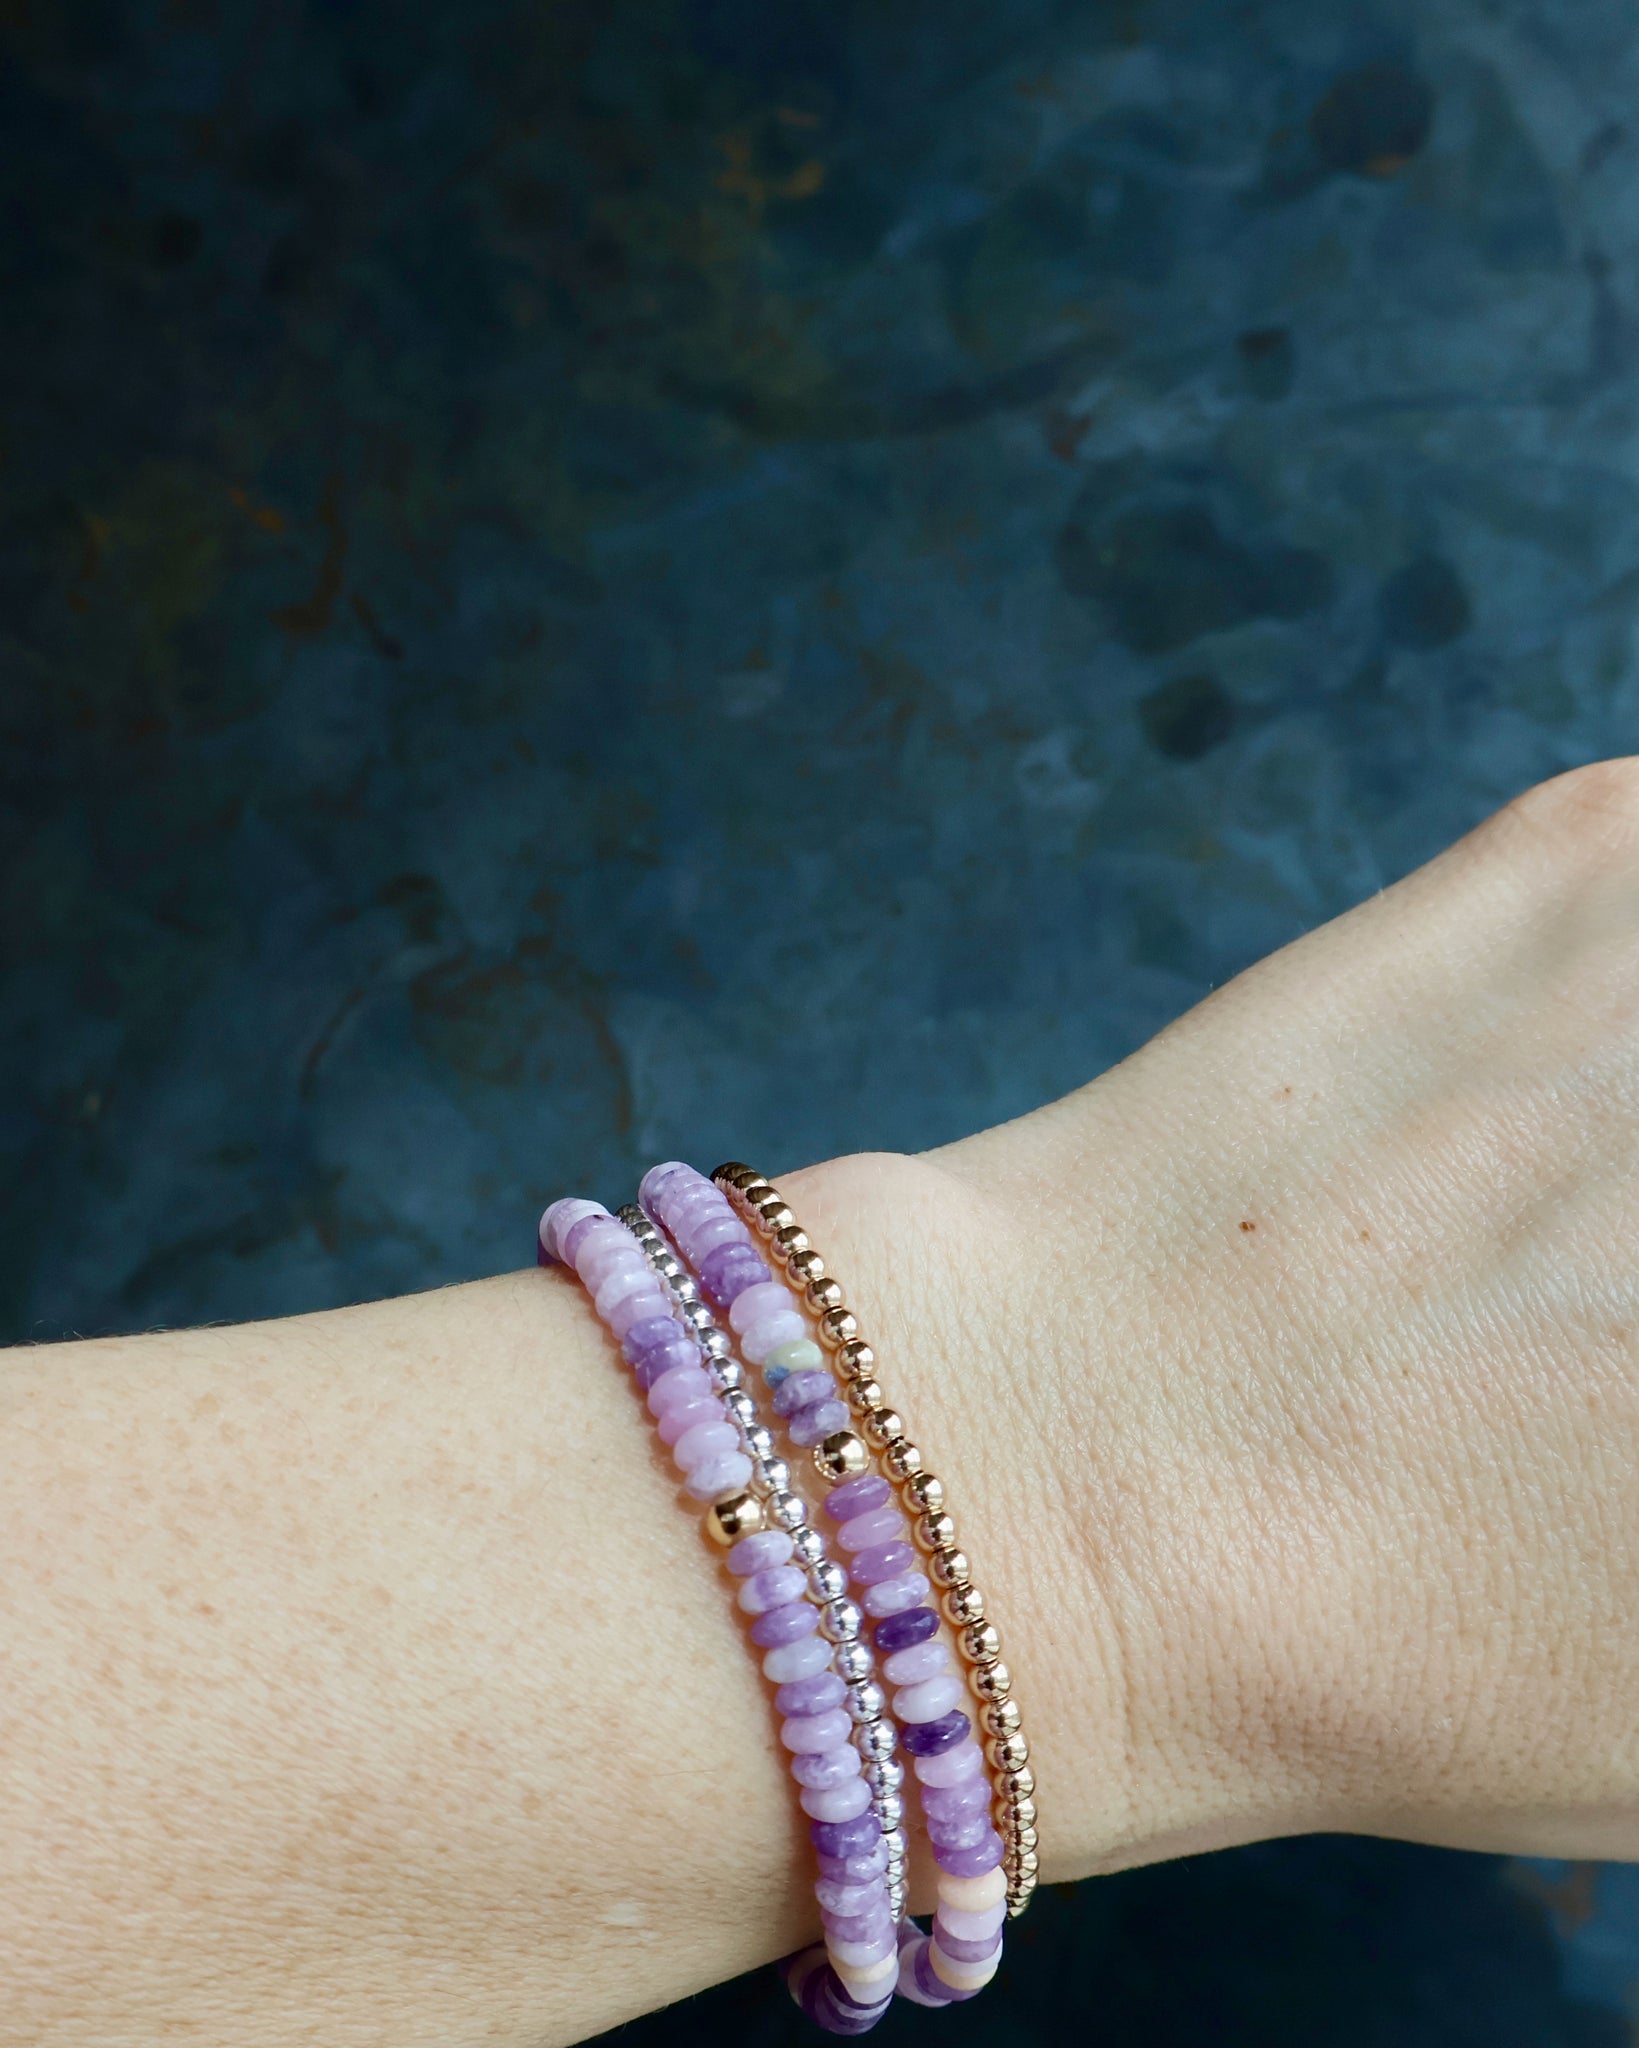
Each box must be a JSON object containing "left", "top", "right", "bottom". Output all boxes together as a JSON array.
[
  {"left": 229, "top": 485, "right": 286, "bottom": 533},
  {"left": 274, "top": 475, "right": 345, "bottom": 636}
]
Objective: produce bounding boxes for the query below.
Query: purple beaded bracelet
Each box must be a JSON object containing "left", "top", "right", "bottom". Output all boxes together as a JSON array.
[{"left": 539, "top": 1197, "right": 899, "bottom": 2034}]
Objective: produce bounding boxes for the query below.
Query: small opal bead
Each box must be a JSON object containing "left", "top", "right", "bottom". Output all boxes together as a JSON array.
[
  {"left": 655, "top": 1394, "right": 720, "bottom": 1445},
  {"left": 767, "top": 1337, "right": 827, "bottom": 1378},
  {"left": 814, "top": 1877, "right": 881, "bottom": 1916},
  {"left": 752, "top": 1600, "right": 822, "bottom": 1648},
  {"left": 792, "top": 1743, "right": 863, "bottom": 1791},
  {"left": 882, "top": 1639, "right": 950, "bottom": 1686},
  {"left": 684, "top": 1449, "right": 755, "bottom": 1500},
  {"left": 920, "top": 1775, "right": 992, "bottom": 1824},
  {"left": 935, "top": 1899, "right": 1007, "bottom": 1943},
  {"left": 823, "top": 1474, "right": 892, "bottom": 1522},
  {"left": 763, "top": 1635, "right": 833, "bottom": 1683},
  {"left": 893, "top": 1674, "right": 964, "bottom": 1724},
  {"left": 736, "top": 1565, "right": 806, "bottom": 1615},
  {"left": 789, "top": 1399, "right": 851, "bottom": 1446},
  {"left": 674, "top": 1418, "right": 739, "bottom": 1470},
  {"left": 927, "top": 1812, "right": 992, "bottom": 1851},
  {"left": 934, "top": 1829, "right": 1005, "bottom": 1878},
  {"left": 837, "top": 1507, "right": 906, "bottom": 1553},
  {"left": 810, "top": 1812, "right": 881, "bottom": 1859},
  {"left": 900, "top": 1708, "right": 971, "bottom": 1757},
  {"left": 873, "top": 1605, "right": 939, "bottom": 1654},
  {"left": 861, "top": 1570, "right": 931, "bottom": 1617},
  {"left": 727, "top": 1279, "right": 790, "bottom": 1334},
  {"left": 740, "top": 1309, "right": 809, "bottom": 1363},
  {"left": 773, "top": 1370, "right": 834, "bottom": 1416},
  {"left": 801, "top": 1776, "right": 873, "bottom": 1823},
  {"left": 913, "top": 1738, "right": 985, "bottom": 1788},
  {"left": 727, "top": 1529, "right": 794, "bottom": 1576},
  {"left": 851, "top": 1541, "right": 917, "bottom": 1586},
  {"left": 647, "top": 1363, "right": 714, "bottom": 1416},
  {"left": 781, "top": 1706, "right": 854, "bottom": 1754},
  {"left": 776, "top": 1670, "right": 847, "bottom": 1717},
  {"left": 608, "top": 1288, "right": 672, "bottom": 1339}
]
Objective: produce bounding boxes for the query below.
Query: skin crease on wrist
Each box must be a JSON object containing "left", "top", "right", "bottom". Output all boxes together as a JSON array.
[{"left": 7, "top": 758, "right": 1639, "bottom": 2045}]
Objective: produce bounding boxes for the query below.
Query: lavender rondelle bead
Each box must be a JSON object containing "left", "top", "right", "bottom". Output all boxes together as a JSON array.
[
  {"left": 817, "top": 1839, "right": 890, "bottom": 1884},
  {"left": 752, "top": 1600, "right": 822, "bottom": 1649},
  {"left": 809, "top": 1811, "right": 881, "bottom": 1859},
  {"left": 837, "top": 1506, "right": 906, "bottom": 1553},
  {"left": 781, "top": 1706, "right": 853, "bottom": 1754},
  {"left": 813, "top": 1877, "right": 881, "bottom": 1916},
  {"left": 792, "top": 1744, "right": 863, "bottom": 1792},
  {"left": 927, "top": 1812, "right": 993, "bottom": 1852},
  {"left": 823, "top": 1906, "right": 896, "bottom": 1946},
  {"left": 823, "top": 1474, "right": 892, "bottom": 1522},
  {"left": 608, "top": 1289, "right": 672, "bottom": 1339},
  {"left": 683, "top": 1449, "right": 754, "bottom": 1500},
  {"left": 789, "top": 1400, "right": 851, "bottom": 1447},
  {"left": 776, "top": 1670, "right": 847, "bottom": 1718},
  {"left": 772, "top": 1370, "right": 834, "bottom": 1416},
  {"left": 698, "top": 1241, "right": 770, "bottom": 1309},
  {"left": 737, "top": 1565, "right": 807, "bottom": 1615},
  {"left": 873, "top": 1606, "right": 939, "bottom": 1654},
  {"left": 913, "top": 1737, "right": 985, "bottom": 1787},
  {"left": 655, "top": 1394, "right": 718, "bottom": 1445},
  {"left": 727, "top": 1529, "right": 794, "bottom": 1576},
  {"left": 851, "top": 1541, "right": 917, "bottom": 1586},
  {"left": 899, "top": 1708, "right": 972, "bottom": 1757},
  {"left": 621, "top": 1315, "right": 684, "bottom": 1367},
  {"left": 763, "top": 1635, "right": 832, "bottom": 1683},
  {"left": 920, "top": 1775, "right": 993, "bottom": 1824},
  {"left": 647, "top": 1363, "right": 714, "bottom": 1416},
  {"left": 882, "top": 1640, "right": 949, "bottom": 1686},
  {"left": 933, "top": 1925, "right": 1003, "bottom": 1966},
  {"left": 801, "top": 1777, "right": 873, "bottom": 1823},
  {"left": 861, "top": 1570, "right": 931, "bottom": 1618},
  {"left": 934, "top": 1829, "right": 1006, "bottom": 1879},
  {"left": 893, "top": 1674, "right": 963, "bottom": 1724},
  {"left": 727, "top": 1279, "right": 790, "bottom": 1333}
]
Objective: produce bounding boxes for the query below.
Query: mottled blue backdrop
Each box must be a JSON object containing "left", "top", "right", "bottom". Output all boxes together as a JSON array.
[{"left": 4, "top": 0, "right": 1637, "bottom": 2038}]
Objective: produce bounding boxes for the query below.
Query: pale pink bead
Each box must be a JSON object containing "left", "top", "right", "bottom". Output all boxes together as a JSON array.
[
  {"left": 728, "top": 1279, "right": 792, "bottom": 1334},
  {"left": 939, "top": 1899, "right": 1007, "bottom": 1942},
  {"left": 592, "top": 1262, "right": 654, "bottom": 1320},
  {"left": 739, "top": 1308, "right": 808, "bottom": 1364},
  {"left": 862, "top": 1570, "right": 931, "bottom": 1618},
  {"left": 608, "top": 1288, "right": 671, "bottom": 1339},
  {"left": 657, "top": 1395, "right": 721, "bottom": 1445},
  {"left": 838, "top": 1507, "right": 906, "bottom": 1553},
  {"left": 764, "top": 1635, "right": 832, "bottom": 1683},
  {"left": 800, "top": 1776, "right": 872, "bottom": 1823},
  {"left": 894, "top": 1674, "right": 963, "bottom": 1723},
  {"left": 782, "top": 1706, "right": 854, "bottom": 1753},
  {"left": 882, "top": 1639, "right": 951, "bottom": 1686},
  {"left": 914, "top": 1738, "right": 985, "bottom": 1788},
  {"left": 683, "top": 1450, "right": 753, "bottom": 1500},
  {"left": 673, "top": 1418, "right": 739, "bottom": 1470},
  {"left": 735, "top": 1565, "right": 806, "bottom": 1614}
]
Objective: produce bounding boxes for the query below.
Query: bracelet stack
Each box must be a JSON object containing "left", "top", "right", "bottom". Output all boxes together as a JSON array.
[{"left": 539, "top": 1155, "right": 1039, "bottom": 2030}]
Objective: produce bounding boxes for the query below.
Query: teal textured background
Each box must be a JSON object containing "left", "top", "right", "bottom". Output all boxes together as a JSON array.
[{"left": 4, "top": 0, "right": 1638, "bottom": 2037}]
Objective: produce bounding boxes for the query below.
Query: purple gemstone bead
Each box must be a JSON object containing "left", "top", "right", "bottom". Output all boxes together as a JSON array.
[
  {"left": 737, "top": 1564, "right": 806, "bottom": 1614},
  {"left": 934, "top": 1828, "right": 1005, "bottom": 1878},
  {"left": 698, "top": 1241, "right": 770, "bottom": 1310},
  {"left": 772, "top": 1370, "right": 834, "bottom": 1416},
  {"left": 809, "top": 1811, "right": 880, "bottom": 1859},
  {"left": 791, "top": 1744, "right": 861, "bottom": 1792},
  {"left": 775, "top": 1670, "right": 847, "bottom": 1718},
  {"left": 920, "top": 1775, "right": 992, "bottom": 1824},
  {"left": 931, "top": 1923, "right": 1003, "bottom": 1965},
  {"left": 912, "top": 1938, "right": 976, "bottom": 2004},
  {"left": 638, "top": 1160, "right": 691, "bottom": 1211},
  {"left": 863, "top": 1569, "right": 931, "bottom": 1618},
  {"left": 621, "top": 1315, "right": 684, "bottom": 1367},
  {"left": 646, "top": 1363, "right": 714, "bottom": 1416},
  {"left": 789, "top": 1399, "right": 850, "bottom": 1447},
  {"left": 635, "top": 1342, "right": 698, "bottom": 1389},
  {"left": 837, "top": 1506, "right": 905, "bottom": 1553},
  {"left": 851, "top": 1540, "right": 916, "bottom": 1585},
  {"left": 655, "top": 1394, "right": 719, "bottom": 1445},
  {"left": 800, "top": 1776, "right": 873, "bottom": 1823},
  {"left": 727, "top": 1529, "right": 794, "bottom": 1576},
  {"left": 816, "top": 1838, "right": 890, "bottom": 1884},
  {"left": 823, "top": 1474, "right": 892, "bottom": 1522},
  {"left": 927, "top": 1812, "right": 992, "bottom": 1852},
  {"left": 874, "top": 1605, "right": 939, "bottom": 1654},
  {"left": 751, "top": 1600, "right": 821, "bottom": 1649},
  {"left": 782, "top": 1706, "right": 854, "bottom": 1754},
  {"left": 899, "top": 1708, "right": 971, "bottom": 1757},
  {"left": 822, "top": 1906, "right": 895, "bottom": 1946},
  {"left": 813, "top": 1876, "right": 881, "bottom": 1915}
]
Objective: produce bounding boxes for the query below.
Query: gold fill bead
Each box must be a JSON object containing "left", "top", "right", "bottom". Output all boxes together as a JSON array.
[
  {"left": 865, "top": 1408, "right": 907, "bottom": 1447},
  {"left": 819, "top": 1305, "right": 859, "bottom": 1347},
  {"left": 982, "top": 1698, "right": 1023, "bottom": 1737},
  {"left": 813, "top": 1430, "right": 871, "bottom": 1483},
  {"left": 885, "top": 1440, "right": 924, "bottom": 1480},
  {"left": 929, "top": 1545, "right": 970, "bottom": 1588},
  {"left": 971, "top": 1659, "right": 1011, "bottom": 1702},
  {"left": 778, "top": 1228, "right": 815, "bottom": 1264},
  {"left": 712, "top": 1162, "right": 755, "bottom": 1189},
  {"left": 906, "top": 1471, "right": 945, "bottom": 1515},
  {"left": 988, "top": 1730, "right": 1030, "bottom": 1771},
  {"left": 943, "top": 1583, "right": 985, "bottom": 1627},
  {"left": 786, "top": 1247, "right": 824, "bottom": 1285},
  {"left": 760, "top": 1203, "right": 797, "bottom": 1239},
  {"left": 914, "top": 1511, "right": 957, "bottom": 1554},
  {"left": 808, "top": 1277, "right": 846, "bottom": 1315},
  {"left": 738, "top": 1178, "right": 773, "bottom": 1206},
  {"left": 1007, "top": 1763, "right": 1036, "bottom": 1799},
  {"left": 704, "top": 1491, "right": 766, "bottom": 1545},
  {"left": 961, "top": 1622, "right": 1001, "bottom": 1663},
  {"left": 839, "top": 1339, "right": 875, "bottom": 1379},
  {"left": 847, "top": 1377, "right": 884, "bottom": 1415},
  {"left": 1012, "top": 1848, "right": 1040, "bottom": 1879},
  {"left": 1008, "top": 1795, "right": 1037, "bottom": 1828},
  {"left": 1007, "top": 1823, "right": 1039, "bottom": 1854}
]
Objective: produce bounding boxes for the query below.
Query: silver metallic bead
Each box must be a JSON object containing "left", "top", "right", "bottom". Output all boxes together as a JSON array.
[
  {"left": 833, "top": 1639, "right": 872, "bottom": 1683},
  {"left": 767, "top": 1489, "right": 805, "bottom": 1530},
  {"left": 807, "top": 1559, "right": 848, "bottom": 1603},
  {"left": 790, "top": 1524, "right": 824, "bottom": 1566},
  {"left": 864, "top": 1757, "right": 904, "bottom": 1796},
  {"left": 681, "top": 1301, "right": 713, "bottom": 1333},
  {"left": 856, "top": 1718, "right": 896, "bottom": 1761},
  {"left": 757, "top": 1456, "right": 791, "bottom": 1495},
  {"left": 847, "top": 1679, "right": 886, "bottom": 1724},
  {"left": 709, "top": 1357, "right": 744, "bottom": 1391},
  {"left": 882, "top": 1827, "right": 907, "bottom": 1863},
  {"left": 723, "top": 1390, "right": 756, "bottom": 1428},
  {"left": 743, "top": 1424, "right": 776, "bottom": 1463},
  {"left": 875, "top": 1790, "right": 905, "bottom": 1831},
  {"left": 700, "top": 1326, "right": 730, "bottom": 1357},
  {"left": 886, "top": 1884, "right": 907, "bottom": 1914},
  {"left": 669, "top": 1270, "right": 697, "bottom": 1301},
  {"left": 820, "top": 1597, "right": 863, "bottom": 1642}
]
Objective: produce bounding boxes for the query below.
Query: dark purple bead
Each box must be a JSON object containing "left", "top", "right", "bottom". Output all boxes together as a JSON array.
[
  {"left": 750, "top": 1600, "right": 819, "bottom": 1648},
  {"left": 933, "top": 1921, "right": 1003, "bottom": 1965},
  {"left": 809, "top": 1811, "right": 881, "bottom": 1859},
  {"left": 698, "top": 1240, "right": 770, "bottom": 1310},
  {"left": 771, "top": 1369, "right": 833, "bottom": 1416},
  {"left": 823, "top": 1474, "right": 891, "bottom": 1523},
  {"left": 934, "top": 1827, "right": 1005, "bottom": 1878},
  {"left": 873, "top": 1605, "right": 939, "bottom": 1655},
  {"left": 775, "top": 1671, "right": 847, "bottom": 1718},
  {"left": 900, "top": 1708, "right": 971, "bottom": 1757}
]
